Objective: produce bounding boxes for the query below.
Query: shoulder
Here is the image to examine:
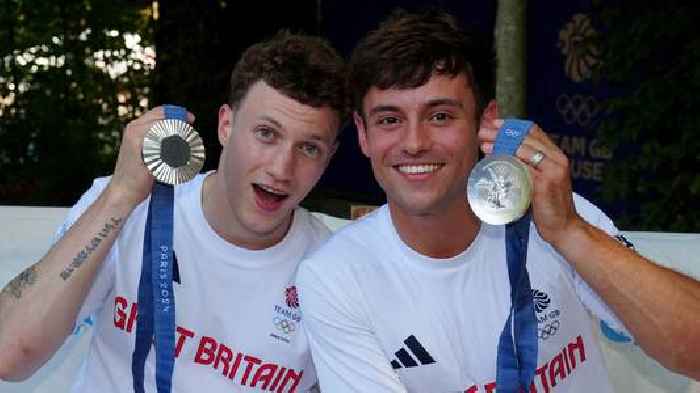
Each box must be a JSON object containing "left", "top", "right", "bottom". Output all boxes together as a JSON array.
[
  {"left": 286, "top": 207, "right": 332, "bottom": 255},
  {"left": 174, "top": 172, "right": 207, "bottom": 202},
  {"left": 528, "top": 193, "right": 618, "bottom": 255},
  {"left": 296, "top": 208, "right": 392, "bottom": 321},
  {"left": 315, "top": 205, "right": 390, "bottom": 258},
  {"left": 298, "top": 206, "right": 392, "bottom": 279},
  {"left": 80, "top": 176, "right": 111, "bottom": 206},
  {"left": 300, "top": 208, "right": 334, "bottom": 242},
  {"left": 572, "top": 193, "right": 618, "bottom": 235}
]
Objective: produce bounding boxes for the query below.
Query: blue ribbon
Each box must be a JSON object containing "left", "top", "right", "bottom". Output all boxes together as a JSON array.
[
  {"left": 493, "top": 119, "right": 532, "bottom": 156},
  {"left": 493, "top": 119, "right": 538, "bottom": 392},
  {"left": 132, "top": 104, "right": 186, "bottom": 393}
]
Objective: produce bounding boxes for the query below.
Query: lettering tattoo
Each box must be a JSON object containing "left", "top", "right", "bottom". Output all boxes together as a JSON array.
[
  {"left": 1, "top": 265, "right": 38, "bottom": 299},
  {"left": 60, "top": 217, "right": 123, "bottom": 281}
]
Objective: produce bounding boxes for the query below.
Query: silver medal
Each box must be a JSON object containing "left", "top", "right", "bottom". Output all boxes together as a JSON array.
[
  {"left": 142, "top": 119, "right": 205, "bottom": 185},
  {"left": 467, "top": 154, "right": 532, "bottom": 225}
]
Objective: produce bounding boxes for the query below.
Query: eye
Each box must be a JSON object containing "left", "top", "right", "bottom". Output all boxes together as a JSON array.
[
  {"left": 430, "top": 112, "right": 453, "bottom": 123},
  {"left": 254, "top": 126, "right": 277, "bottom": 142},
  {"left": 376, "top": 116, "right": 401, "bottom": 127},
  {"left": 299, "top": 143, "right": 320, "bottom": 158}
]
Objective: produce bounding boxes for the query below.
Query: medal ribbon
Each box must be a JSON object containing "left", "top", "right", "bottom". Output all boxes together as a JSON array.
[
  {"left": 493, "top": 119, "right": 538, "bottom": 393},
  {"left": 132, "top": 104, "right": 185, "bottom": 393}
]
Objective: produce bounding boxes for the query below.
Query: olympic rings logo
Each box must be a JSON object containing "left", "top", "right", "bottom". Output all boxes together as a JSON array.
[
  {"left": 273, "top": 317, "right": 296, "bottom": 335},
  {"left": 556, "top": 94, "right": 600, "bottom": 127},
  {"left": 504, "top": 127, "right": 521, "bottom": 138},
  {"left": 538, "top": 320, "right": 561, "bottom": 340}
]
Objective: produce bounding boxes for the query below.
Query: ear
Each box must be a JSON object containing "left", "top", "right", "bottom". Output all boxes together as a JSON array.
[
  {"left": 479, "top": 99, "right": 499, "bottom": 127},
  {"left": 217, "top": 104, "right": 234, "bottom": 146},
  {"left": 354, "top": 111, "right": 370, "bottom": 158}
]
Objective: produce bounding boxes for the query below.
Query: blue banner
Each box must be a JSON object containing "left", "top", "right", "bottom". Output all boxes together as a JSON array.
[{"left": 527, "top": 1, "right": 615, "bottom": 212}]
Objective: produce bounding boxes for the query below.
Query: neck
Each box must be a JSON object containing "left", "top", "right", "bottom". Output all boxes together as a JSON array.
[
  {"left": 202, "top": 172, "right": 291, "bottom": 250},
  {"left": 389, "top": 199, "right": 481, "bottom": 259}
]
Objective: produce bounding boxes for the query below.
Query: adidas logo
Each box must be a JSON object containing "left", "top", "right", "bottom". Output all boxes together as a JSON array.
[{"left": 390, "top": 335, "right": 436, "bottom": 370}]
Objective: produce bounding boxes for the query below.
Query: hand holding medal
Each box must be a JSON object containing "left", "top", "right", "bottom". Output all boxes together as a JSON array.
[
  {"left": 467, "top": 119, "right": 535, "bottom": 225},
  {"left": 142, "top": 105, "right": 205, "bottom": 185},
  {"left": 474, "top": 118, "right": 578, "bottom": 245}
]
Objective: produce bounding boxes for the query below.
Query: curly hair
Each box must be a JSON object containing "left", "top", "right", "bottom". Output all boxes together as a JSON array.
[
  {"left": 228, "top": 31, "right": 349, "bottom": 123},
  {"left": 348, "top": 9, "right": 495, "bottom": 119}
]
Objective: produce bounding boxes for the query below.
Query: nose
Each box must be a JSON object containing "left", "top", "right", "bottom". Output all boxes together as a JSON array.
[
  {"left": 267, "top": 147, "right": 294, "bottom": 182},
  {"left": 402, "top": 121, "right": 431, "bottom": 156}
]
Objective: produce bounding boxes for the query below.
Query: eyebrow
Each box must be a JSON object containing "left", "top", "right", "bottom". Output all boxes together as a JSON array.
[
  {"left": 367, "top": 98, "right": 463, "bottom": 117},
  {"left": 306, "top": 134, "right": 327, "bottom": 143},
  {"left": 368, "top": 105, "right": 401, "bottom": 118},
  {"left": 258, "top": 115, "right": 331, "bottom": 144},
  {"left": 259, "top": 115, "right": 283, "bottom": 129},
  {"left": 425, "top": 98, "right": 463, "bottom": 109}
]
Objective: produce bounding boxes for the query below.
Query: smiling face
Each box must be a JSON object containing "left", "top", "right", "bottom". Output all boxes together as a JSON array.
[
  {"left": 355, "top": 73, "right": 480, "bottom": 218},
  {"left": 214, "top": 80, "right": 339, "bottom": 246}
]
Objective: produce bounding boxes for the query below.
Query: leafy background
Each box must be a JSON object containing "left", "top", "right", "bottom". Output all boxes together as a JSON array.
[
  {"left": 1, "top": 1, "right": 698, "bottom": 232},
  {"left": 594, "top": 1, "right": 700, "bottom": 232}
]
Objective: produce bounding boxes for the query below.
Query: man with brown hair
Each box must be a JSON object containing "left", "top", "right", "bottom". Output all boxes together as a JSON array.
[
  {"left": 297, "top": 9, "right": 700, "bottom": 392},
  {"left": 0, "top": 31, "right": 347, "bottom": 392}
]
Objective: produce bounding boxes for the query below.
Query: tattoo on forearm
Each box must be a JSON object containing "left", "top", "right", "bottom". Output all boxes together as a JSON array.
[
  {"left": 1, "top": 265, "right": 38, "bottom": 299},
  {"left": 59, "top": 217, "right": 123, "bottom": 281}
]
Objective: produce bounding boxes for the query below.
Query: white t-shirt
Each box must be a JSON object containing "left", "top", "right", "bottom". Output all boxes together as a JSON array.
[
  {"left": 297, "top": 195, "right": 631, "bottom": 393},
  {"left": 57, "top": 173, "right": 329, "bottom": 393}
]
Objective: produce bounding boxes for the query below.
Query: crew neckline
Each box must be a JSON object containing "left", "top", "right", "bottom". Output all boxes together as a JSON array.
[
  {"left": 380, "top": 205, "right": 488, "bottom": 272},
  {"left": 184, "top": 172, "right": 308, "bottom": 268}
]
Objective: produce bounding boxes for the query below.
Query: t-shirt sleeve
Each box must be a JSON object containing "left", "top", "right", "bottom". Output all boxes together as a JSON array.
[
  {"left": 567, "top": 194, "right": 634, "bottom": 341},
  {"left": 53, "top": 177, "right": 117, "bottom": 327},
  {"left": 297, "top": 251, "right": 408, "bottom": 393}
]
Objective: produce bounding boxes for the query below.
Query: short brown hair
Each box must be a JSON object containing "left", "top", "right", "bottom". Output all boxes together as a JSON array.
[
  {"left": 348, "top": 9, "right": 495, "bottom": 118},
  {"left": 229, "top": 31, "right": 349, "bottom": 122}
]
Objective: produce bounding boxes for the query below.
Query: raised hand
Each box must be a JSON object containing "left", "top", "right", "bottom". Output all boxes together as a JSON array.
[
  {"left": 478, "top": 118, "right": 582, "bottom": 245},
  {"left": 107, "top": 106, "right": 195, "bottom": 208}
]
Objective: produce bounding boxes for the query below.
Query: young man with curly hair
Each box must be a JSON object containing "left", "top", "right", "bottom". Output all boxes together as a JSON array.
[{"left": 0, "top": 31, "right": 348, "bottom": 393}]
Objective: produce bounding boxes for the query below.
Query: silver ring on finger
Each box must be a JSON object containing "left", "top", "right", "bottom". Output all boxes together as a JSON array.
[{"left": 529, "top": 150, "right": 545, "bottom": 168}]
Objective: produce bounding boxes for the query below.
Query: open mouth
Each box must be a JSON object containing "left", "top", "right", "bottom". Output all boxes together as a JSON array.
[{"left": 252, "top": 183, "right": 289, "bottom": 212}]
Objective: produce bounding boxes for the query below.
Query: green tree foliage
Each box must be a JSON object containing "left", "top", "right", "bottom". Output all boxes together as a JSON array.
[
  {"left": 595, "top": 2, "right": 700, "bottom": 232},
  {"left": 0, "top": 0, "right": 153, "bottom": 205},
  {"left": 152, "top": 1, "right": 320, "bottom": 173}
]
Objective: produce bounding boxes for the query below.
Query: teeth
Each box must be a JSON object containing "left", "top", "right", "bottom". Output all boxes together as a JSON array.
[
  {"left": 258, "top": 184, "right": 287, "bottom": 196},
  {"left": 397, "top": 164, "right": 442, "bottom": 174}
]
